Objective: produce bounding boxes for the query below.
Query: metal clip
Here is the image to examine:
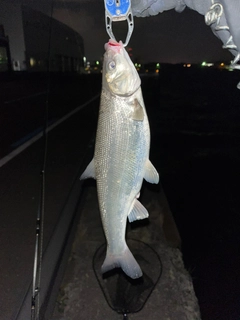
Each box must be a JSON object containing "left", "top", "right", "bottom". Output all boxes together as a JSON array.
[{"left": 104, "top": 0, "right": 134, "bottom": 47}]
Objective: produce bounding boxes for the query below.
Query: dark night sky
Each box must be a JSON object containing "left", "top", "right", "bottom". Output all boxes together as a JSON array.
[
  {"left": 51, "top": 0, "right": 233, "bottom": 63},
  {"left": 3, "top": 0, "right": 234, "bottom": 63}
]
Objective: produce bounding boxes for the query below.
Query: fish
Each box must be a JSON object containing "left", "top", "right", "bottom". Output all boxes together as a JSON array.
[{"left": 80, "top": 39, "right": 159, "bottom": 279}]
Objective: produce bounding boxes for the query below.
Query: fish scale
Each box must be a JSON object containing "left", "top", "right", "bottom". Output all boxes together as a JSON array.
[
  {"left": 95, "top": 88, "right": 149, "bottom": 270},
  {"left": 80, "top": 40, "right": 159, "bottom": 278}
]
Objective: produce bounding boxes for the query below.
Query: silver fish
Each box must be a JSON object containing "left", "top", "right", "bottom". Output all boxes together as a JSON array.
[{"left": 80, "top": 40, "right": 159, "bottom": 279}]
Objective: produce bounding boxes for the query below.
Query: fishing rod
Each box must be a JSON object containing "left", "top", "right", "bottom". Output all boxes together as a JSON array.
[{"left": 31, "top": 1, "right": 54, "bottom": 318}]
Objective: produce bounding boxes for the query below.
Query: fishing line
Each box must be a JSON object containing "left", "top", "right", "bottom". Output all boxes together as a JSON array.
[{"left": 31, "top": 0, "right": 54, "bottom": 319}]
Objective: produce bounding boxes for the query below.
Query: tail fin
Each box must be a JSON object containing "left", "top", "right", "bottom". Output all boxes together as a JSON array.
[{"left": 101, "top": 246, "right": 143, "bottom": 279}]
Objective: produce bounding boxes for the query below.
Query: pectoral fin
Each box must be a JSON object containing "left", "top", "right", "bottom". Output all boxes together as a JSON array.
[
  {"left": 128, "top": 199, "right": 149, "bottom": 223},
  {"left": 129, "top": 98, "right": 144, "bottom": 121},
  {"left": 80, "top": 158, "right": 95, "bottom": 180},
  {"left": 144, "top": 159, "right": 159, "bottom": 184}
]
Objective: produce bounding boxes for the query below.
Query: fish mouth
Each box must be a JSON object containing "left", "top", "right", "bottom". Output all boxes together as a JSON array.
[{"left": 105, "top": 39, "right": 123, "bottom": 53}]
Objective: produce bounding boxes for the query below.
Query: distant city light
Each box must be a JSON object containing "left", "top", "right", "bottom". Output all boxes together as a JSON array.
[
  {"left": 30, "top": 57, "right": 36, "bottom": 67},
  {"left": 201, "top": 61, "right": 214, "bottom": 67}
]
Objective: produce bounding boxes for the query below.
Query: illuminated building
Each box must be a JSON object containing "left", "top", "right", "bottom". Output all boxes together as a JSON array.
[{"left": 0, "top": 4, "right": 84, "bottom": 72}]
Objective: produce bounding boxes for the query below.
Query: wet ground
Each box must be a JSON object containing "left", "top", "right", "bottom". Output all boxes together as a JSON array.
[
  {"left": 1, "top": 68, "right": 240, "bottom": 319},
  {"left": 51, "top": 179, "right": 200, "bottom": 320},
  {"left": 0, "top": 73, "right": 101, "bottom": 319}
]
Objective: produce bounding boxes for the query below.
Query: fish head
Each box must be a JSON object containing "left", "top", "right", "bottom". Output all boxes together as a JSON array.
[{"left": 102, "top": 40, "right": 141, "bottom": 96}]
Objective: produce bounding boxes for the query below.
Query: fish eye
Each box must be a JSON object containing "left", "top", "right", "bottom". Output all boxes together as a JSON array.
[{"left": 108, "top": 60, "right": 116, "bottom": 70}]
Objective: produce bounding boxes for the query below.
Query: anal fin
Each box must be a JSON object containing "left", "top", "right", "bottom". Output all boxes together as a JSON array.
[{"left": 128, "top": 199, "right": 149, "bottom": 223}]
